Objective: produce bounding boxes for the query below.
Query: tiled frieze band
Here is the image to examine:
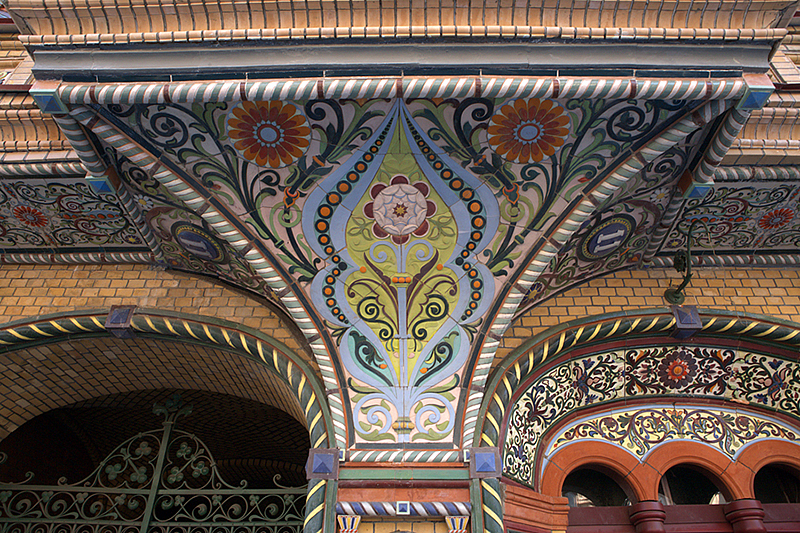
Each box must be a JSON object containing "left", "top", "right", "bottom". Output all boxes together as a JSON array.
[
  {"left": 335, "top": 502, "right": 471, "bottom": 517},
  {"left": 543, "top": 404, "right": 800, "bottom": 469},
  {"left": 346, "top": 450, "right": 462, "bottom": 463}
]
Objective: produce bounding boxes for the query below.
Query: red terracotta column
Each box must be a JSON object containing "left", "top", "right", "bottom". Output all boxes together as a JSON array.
[
  {"left": 628, "top": 501, "right": 666, "bottom": 533},
  {"left": 724, "top": 499, "right": 767, "bottom": 533}
]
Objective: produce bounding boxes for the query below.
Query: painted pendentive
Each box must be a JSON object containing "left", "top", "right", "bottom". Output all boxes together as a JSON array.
[{"left": 77, "top": 93, "right": 720, "bottom": 447}]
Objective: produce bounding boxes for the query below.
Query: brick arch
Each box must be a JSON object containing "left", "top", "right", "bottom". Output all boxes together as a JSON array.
[
  {"left": 637, "top": 441, "right": 746, "bottom": 501},
  {"left": 541, "top": 439, "right": 748, "bottom": 503},
  {"left": 480, "top": 308, "right": 800, "bottom": 461},
  {"left": 0, "top": 336, "right": 300, "bottom": 439},
  {"left": 0, "top": 310, "right": 333, "bottom": 449},
  {"left": 539, "top": 440, "right": 647, "bottom": 502},
  {"left": 0, "top": 310, "right": 337, "bottom": 533},
  {"left": 737, "top": 439, "right": 800, "bottom": 498}
]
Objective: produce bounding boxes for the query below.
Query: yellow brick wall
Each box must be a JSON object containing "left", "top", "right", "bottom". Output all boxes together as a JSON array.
[
  {"left": 0, "top": 336, "right": 306, "bottom": 438},
  {"left": 498, "top": 267, "right": 800, "bottom": 360},
  {"left": 3, "top": 264, "right": 798, "bottom": 373},
  {"left": 360, "top": 518, "right": 451, "bottom": 533},
  {"left": 0, "top": 264, "right": 312, "bottom": 365}
]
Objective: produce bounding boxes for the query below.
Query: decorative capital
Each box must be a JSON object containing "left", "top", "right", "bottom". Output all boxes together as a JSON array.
[
  {"left": 469, "top": 447, "right": 501, "bottom": 478},
  {"left": 628, "top": 501, "right": 666, "bottom": 533},
  {"left": 737, "top": 73, "right": 774, "bottom": 111},
  {"left": 29, "top": 81, "right": 69, "bottom": 115},
  {"left": 445, "top": 515, "right": 469, "bottom": 533},
  {"left": 724, "top": 499, "right": 766, "bottom": 533},
  {"left": 337, "top": 514, "right": 361, "bottom": 533},
  {"left": 105, "top": 305, "right": 137, "bottom": 339}
]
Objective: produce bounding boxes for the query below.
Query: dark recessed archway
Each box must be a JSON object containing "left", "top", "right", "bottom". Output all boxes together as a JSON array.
[
  {"left": 659, "top": 465, "right": 727, "bottom": 505},
  {"left": 0, "top": 389, "right": 310, "bottom": 488},
  {"left": 754, "top": 464, "right": 800, "bottom": 504},
  {"left": 562, "top": 467, "right": 632, "bottom": 507}
]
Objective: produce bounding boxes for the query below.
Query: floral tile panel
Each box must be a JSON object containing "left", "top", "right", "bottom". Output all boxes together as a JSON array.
[{"left": 0, "top": 178, "right": 147, "bottom": 253}]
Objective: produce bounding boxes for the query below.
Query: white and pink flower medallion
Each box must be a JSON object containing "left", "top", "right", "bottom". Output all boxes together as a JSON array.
[
  {"left": 363, "top": 175, "right": 437, "bottom": 244},
  {"left": 372, "top": 183, "right": 428, "bottom": 236}
]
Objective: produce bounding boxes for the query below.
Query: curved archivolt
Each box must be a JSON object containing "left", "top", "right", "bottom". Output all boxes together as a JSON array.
[
  {"left": 479, "top": 308, "right": 800, "bottom": 492},
  {"left": 0, "top": 309, "right": 332, "bottom": 446}
]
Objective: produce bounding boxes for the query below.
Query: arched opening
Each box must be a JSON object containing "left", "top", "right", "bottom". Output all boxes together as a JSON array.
[
  {"left": 0, "top": 317, "right": 332, "bottom": 533},
  {"left": 658, "top": 465, "right": 728, "bottom": 505},
  {"left": 0, "top": 389, "right": 310, "bottom": 488},
  {"left": 754, "top": 464, "right": 800, "bottom": 504},
  {"left": 561, "top": 467, "right": 632, "bottom": 507}
]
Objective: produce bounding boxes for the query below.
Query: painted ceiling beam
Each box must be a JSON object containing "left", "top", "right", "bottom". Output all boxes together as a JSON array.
[{"left": 31, "top": 41, "right": 776, "bottom": 82}]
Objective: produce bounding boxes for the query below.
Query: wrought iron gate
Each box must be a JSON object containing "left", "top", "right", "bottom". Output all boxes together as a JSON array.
[{"left": 0, "top": 396, "right": 307, "bottom": 533}]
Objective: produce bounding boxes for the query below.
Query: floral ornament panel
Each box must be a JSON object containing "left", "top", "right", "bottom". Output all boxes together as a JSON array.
[
  {"left": 100, "top": 95, "right": 699, "bottom": 446},
  {"left": 106, "top": 96, "right": 694, "bottom": 290},
  {"left": 0, "top": 178, "right": 146, "bottom": 251},
  {"left": 411, "top": 97, "right": 692, "bottom": 279},
  {"left": 108, "top": 98, "right": 393, "bottom": 284},
  {"left": 303, "top": 100, "right": 499, "bottom": 444},
  {"left": 544, "top": 405, "right": 800, "bottom": 470},
  {"left": 518, "top": 140, "right": 698, "bottom": 310},
  {"left": 503, "top": 344, "right": 800, "bottom": 488},
  {"left": 660, "top": 181, "right": 800, "bottom": 255},
  {"left": 107, "top": 154, "right": 275, "bottom": 297},
  {"left": 226, "top": 101, "right": 311, "bottom": 168},
  {"left": 487, "top": 99, "right": 570, "bottom": 164}
]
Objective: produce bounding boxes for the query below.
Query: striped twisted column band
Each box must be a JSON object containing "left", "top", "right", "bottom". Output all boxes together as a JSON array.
[
  {"left": 335, "top": 502, "right": 471, "bottom": 517},
  {"left": 57, "top": 77, "right": 746, "bottom": 105}
]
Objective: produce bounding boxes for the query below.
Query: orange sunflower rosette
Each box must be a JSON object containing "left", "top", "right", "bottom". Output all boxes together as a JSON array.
[
  {"left": 227, "top": 101, "right": 311, "bottom": 168},
  {"left": 487, "top": 99, "right": 570, "bottom": 163}
]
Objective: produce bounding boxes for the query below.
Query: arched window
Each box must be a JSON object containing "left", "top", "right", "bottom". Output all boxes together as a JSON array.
[
  {"left": 754, "top": 464, "right": 800, "bottom": 504},
  {"left": 561, "top": 467, "right": 632, "bottom": 507},
  {"left": 658, "top": 466, "right": 728, "bottom": 505}
]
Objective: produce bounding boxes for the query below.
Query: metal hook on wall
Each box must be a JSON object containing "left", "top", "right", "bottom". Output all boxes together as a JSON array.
[{"left": 664, "top": 219, "right": 709, "bottom": 305}]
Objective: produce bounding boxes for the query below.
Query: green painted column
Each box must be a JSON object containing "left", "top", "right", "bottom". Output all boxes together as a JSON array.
[
  {"left": 481, "top": 477, "right": 503, "bottom": 533},
  {"left": 304, "top": 478, "right": 328, "bottom": 533}
]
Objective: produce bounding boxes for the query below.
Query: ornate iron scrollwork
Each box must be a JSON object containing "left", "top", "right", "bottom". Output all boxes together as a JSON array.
[{"left": 0, "top": 395, "right": 307, "bottom": 533}]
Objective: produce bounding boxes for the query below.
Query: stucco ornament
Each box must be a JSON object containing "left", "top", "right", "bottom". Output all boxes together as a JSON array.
[{"left": 371, "top": 182, "right": 428, "bottom": 236}]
